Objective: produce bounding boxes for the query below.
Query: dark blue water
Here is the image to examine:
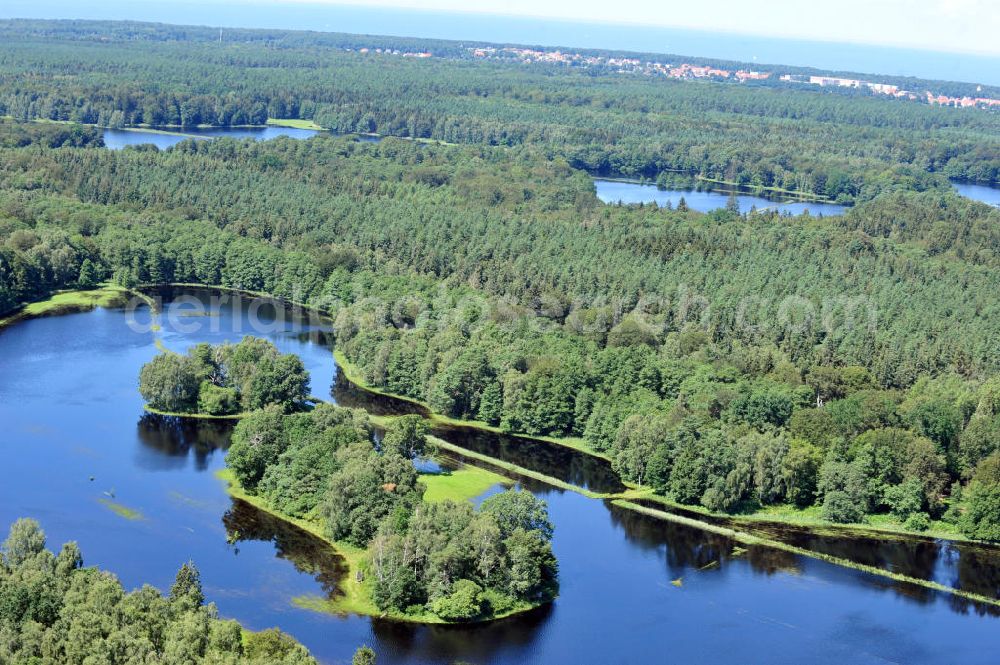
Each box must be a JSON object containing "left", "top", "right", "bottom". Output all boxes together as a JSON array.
[
  {"left": 3, "top": 1, "right": 998, "bottom": 85},
  {"left": 2, "top": 289, "right": 1000, "bottom": 664},
  {"left": 594, "top": 178, "right": 850, "bottom": 216}
]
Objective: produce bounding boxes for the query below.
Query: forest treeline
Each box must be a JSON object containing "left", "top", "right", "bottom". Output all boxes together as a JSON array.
[
  {"left": 2, "top": 129, "right": 1000, "bottom": 535},
  {"left": 0, "top": 518, "right": 319, "bottom": 664},
  {"left": 0, "top": 21, "right": 998, "bottom": 200}
]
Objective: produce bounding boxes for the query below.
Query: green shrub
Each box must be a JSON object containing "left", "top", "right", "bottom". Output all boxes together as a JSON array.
[
  {"left": 904, "top": 512, "right": 931, "bottom": 532},
  {"left": 197, "top": 381, "right": 239, "bottom": 415},
  {"left": 430, "top": 580, "right": 484, "bottom": 621}
]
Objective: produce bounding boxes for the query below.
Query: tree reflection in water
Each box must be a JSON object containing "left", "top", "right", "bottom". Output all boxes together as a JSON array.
[{"left": 222, "top": 498, "right": 347, "bottom": 600}]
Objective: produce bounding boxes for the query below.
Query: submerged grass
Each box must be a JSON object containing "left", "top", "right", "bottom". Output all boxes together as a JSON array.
[
  {"left": 98, "top": 498, "right": 144, "bottom": 521},
  {"left": 429, "top": 435, "right": 607, "bottom": 499}
]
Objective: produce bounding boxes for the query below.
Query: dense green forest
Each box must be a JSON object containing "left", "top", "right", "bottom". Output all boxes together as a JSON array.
[
  {"left": 5, "top": 18, "right": 1000, "bottom": 665},
  {"left": 1, "top": 119, "right": 1000, "bottom": 535},
  {"left": 226, "top": 404, "right": 558, "bottom": 621},
  {"left": 1, "top": 21, "right": 998, "bottom": 201},
  {"left": 0, "top": 518, "right": 319, "bottom": 664},
  {"left": 4, "top": 18, "right": 995, "bottom": 99}
]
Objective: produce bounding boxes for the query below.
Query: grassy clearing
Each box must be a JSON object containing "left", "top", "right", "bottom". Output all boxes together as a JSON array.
[
  {"left": 420, "top": 464, "right": 511, "bottom": 503},
  {"left": 267, "top": 118, "right": 323, "bottom": 130},
  {"left": 613, "top": 499, "right": 1000, "bottom": 609},
  {"left": 98, "top": 498, "right": 144, "bottom": 521}
]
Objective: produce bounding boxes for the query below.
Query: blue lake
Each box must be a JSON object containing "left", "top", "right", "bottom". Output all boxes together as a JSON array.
[
  {"left": 594, "top": 178, "right": 851, "bottom": 216},
  {"left": 953, "top": 182, "right": 1000, "bottom": 207},
  {"left": 102, "top": 126, "right": 386, "bottom": 150},
  {"left": 596, "top": 178, "right": 1000, "bottom": 214},
  {"left": 1, "top": 287, "right": 1000, "bottom": 663},
  {"left": 103, "top": 125, "right": 321, "bottom": 150}
]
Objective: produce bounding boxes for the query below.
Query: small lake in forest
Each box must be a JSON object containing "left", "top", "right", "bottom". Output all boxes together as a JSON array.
[
  {"left": 593, "top": 178, "right": 851, "bottom": 216},
  {"left": 952, "top": 181, "right": 1000, "bottom": 207},
  {"left": 102, "top": 125, "right": 383, "bottom": 150},
  {"left": 595, "top": 178, "right": 1000, "bottom": 214},
  {"left": 3, "top": 288, "right": 1000, "bottom": 664}
]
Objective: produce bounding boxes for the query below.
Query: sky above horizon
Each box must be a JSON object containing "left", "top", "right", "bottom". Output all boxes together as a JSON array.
[{"left": 277, "top": 0, "right": 998, "bottom": 56}]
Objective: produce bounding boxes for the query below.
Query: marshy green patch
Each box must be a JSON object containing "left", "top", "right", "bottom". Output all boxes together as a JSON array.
[
  {"left": 0, "top": 286, "right": 132, "bottom": 329},
  {"left": 143, "top": 404, "right": 246, "bottom": 420},
  {"left": 291, "top": 594, "right": 342, "bottom": 615},
  {"left": 98, "top": 498, "right": 144, "bottom": 521},
  {"left": 267, "top": 118, "right": 323, "bottom": 130},
  {"left": 167, "top": 491, "right": 212, "bottom": 510},
  {"left": 420, "top": 464, "right": 510, "bottom": 503}
]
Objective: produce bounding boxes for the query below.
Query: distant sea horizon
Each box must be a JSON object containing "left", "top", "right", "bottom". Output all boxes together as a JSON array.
[{"left": 3, "top": 0, "right": 999, "bottom": 87}]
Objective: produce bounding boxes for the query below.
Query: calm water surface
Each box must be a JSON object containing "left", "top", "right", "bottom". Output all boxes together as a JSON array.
[
  {"left": 953, "top": 182, "right": 1000, "bottom": 207},
  {"left": 596, "top": 178, "right": 1000, "bottom": 215},
  {"left": 1, "top": 289, "right": 999, "bottom": 664},
  {"left": 103, "top": 125, "right": 381, "bottom": 150},
  {"left": 594, "top": 178, "right": 850, "bottom": 216}
]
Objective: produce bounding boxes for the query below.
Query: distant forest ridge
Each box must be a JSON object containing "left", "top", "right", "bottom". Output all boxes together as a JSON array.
[{"left": 0, "top": 18, "right": 997, "bottom": 100}]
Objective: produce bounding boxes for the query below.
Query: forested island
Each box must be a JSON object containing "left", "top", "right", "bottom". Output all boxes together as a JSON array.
[
  {"left": 1, "top": 14, "right": 1000, "bottom": 663},
  {"left": 221, "top": 376, "right": 558, "bottom": 623},
  {"left": 139, "top": 338, "right": 310, "bottom": 416}
]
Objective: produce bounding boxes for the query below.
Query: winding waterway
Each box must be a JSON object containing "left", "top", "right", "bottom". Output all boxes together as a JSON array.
[{"left": 2, "top": 287, "right": 999, "bottom": 663}]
